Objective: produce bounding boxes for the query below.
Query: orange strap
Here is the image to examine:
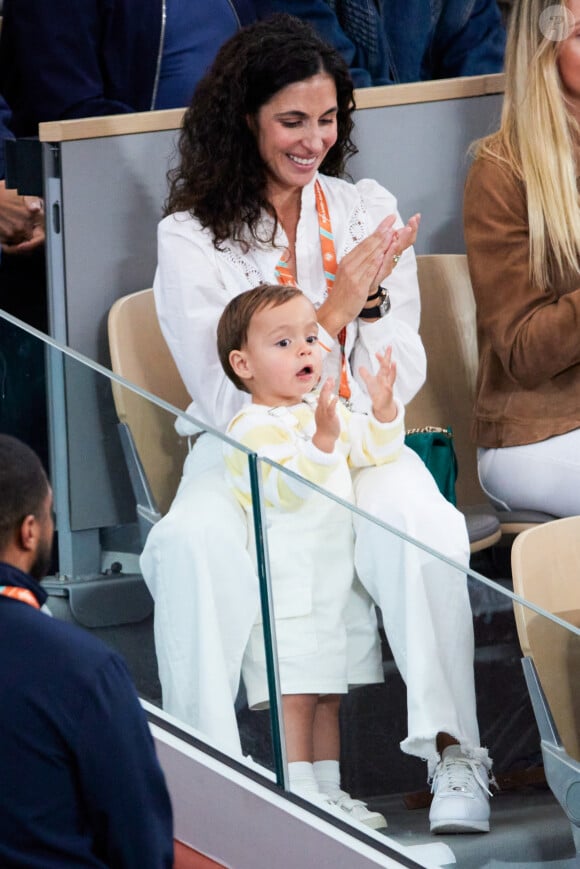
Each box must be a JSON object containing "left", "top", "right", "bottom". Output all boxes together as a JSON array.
[
  {"left": 275, "top": 181, "right": 350, "bottom": 400},
  {"left": 0, "top": 585, "right": 40, "bottom": 609}
]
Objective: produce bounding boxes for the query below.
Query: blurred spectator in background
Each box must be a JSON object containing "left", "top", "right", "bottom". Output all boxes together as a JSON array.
[
  {"left": 0, "top": 0, "right": 257, "bottom": 136},
  {"left": 254, "top": 0, "right": 506, "bottom": 87},
  {"left": 0, "top": 94, "right": 44, "bottom": 256},
  {"left": 0, "top": 94, "right": 48, "bottom": 471}
]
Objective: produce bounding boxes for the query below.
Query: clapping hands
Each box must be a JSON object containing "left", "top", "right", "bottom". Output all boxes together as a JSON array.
[{"left": 316, "top": 213, "right": 420, "bottom": 337}]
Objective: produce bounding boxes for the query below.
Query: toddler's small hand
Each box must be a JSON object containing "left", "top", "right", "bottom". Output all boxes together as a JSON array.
[
  {"left": 359, "top": 347, "right": 398, "bottom": 423},
  {"left": 313, "top": 377, "right": 340, "bottom": 453}
]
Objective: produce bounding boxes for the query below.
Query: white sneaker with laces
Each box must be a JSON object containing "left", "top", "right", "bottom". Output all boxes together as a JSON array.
[
  {"left": 429, "top": 745, "right": 492, "bottom": 834},
  {"left": 329, "top": 790, "right": 388, "bottom": 830}
]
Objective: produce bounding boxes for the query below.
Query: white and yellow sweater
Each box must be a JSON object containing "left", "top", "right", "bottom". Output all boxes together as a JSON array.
[{"left": 224, "top": 394, "right": 405, "bottom": 512}]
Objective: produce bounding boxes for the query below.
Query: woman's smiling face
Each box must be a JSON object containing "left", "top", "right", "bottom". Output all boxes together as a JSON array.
[{"left": 251, "top": 72, "right": 338, "bottom": 198}]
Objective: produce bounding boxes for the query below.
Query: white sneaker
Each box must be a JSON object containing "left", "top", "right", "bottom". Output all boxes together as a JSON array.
[
  {"left": 429, "top": 745, "right": 492, "bottom": 834},
  {"left": 298, "top": 788, "right": 387, "bottom": 830},
  {"left": 330, "top": 790, "right": 388, "bottom": 830}
]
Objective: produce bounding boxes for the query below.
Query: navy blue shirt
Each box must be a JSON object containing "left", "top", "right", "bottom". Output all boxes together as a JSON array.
[{"left": 0, "top": 563, "right": 173, "bottom": 868}]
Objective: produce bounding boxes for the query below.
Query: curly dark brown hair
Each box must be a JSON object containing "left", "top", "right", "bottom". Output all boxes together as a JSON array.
[{"left": 165, "top": 13, "right": 357, "bottom": 250}]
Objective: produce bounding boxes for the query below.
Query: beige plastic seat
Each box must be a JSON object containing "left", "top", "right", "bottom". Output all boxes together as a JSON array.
[
  {"left": 511, "top": 518, "right": 580, "bottom": 762},
  {"left": 411, "top": 255, "right": 553, "bottom": 548},
  {"left": 107, "top": 289, "right": 190, "bottom": 536},
  {"left": 511, "top": 517, "right": 580, "bottom": 854}
]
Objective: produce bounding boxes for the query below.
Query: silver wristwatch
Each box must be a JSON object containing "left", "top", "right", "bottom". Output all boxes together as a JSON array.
[{"left": 359, "top": 286, "right": 391, "bottom": 319}]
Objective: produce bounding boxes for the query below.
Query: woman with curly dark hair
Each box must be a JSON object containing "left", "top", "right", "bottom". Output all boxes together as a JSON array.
[
  {"left": 165, "top": 13, "right": 357, "bottom": 246},
  {"left": 141, "top": 13, "right": 492, "bottom": 834}
]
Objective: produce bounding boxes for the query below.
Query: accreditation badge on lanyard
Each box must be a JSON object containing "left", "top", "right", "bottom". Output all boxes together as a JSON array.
[{"left": 274, "top": 180, "right": 351, "bottom": 402}]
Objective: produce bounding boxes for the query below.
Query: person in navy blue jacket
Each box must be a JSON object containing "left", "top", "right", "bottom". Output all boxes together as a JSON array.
[
  {"left": 0, "top": 0, "right": 257, "bottom": 136},
  {"left": 0, "top": 434, "right": 174, "bottom": 869},
  {"left": 254, "top": 0, "right": 506, "bottom": 87}
]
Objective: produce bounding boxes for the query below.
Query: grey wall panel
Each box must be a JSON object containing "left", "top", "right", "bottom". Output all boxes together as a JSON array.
[
  {"left": 57, "top": 131, "right": 178, "bottom": 533},
  {"left": 350, "top": 94, "right": 503, "bottom": 254},
  {"left": 64, "top": 357, "right": 135, "bottom": 530},
  {"left": 61, "top": 129, "right": 178, "bottom": 361}
]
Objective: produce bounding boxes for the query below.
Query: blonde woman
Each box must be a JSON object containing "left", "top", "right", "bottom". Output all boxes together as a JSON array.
[{"left": 464, "top": 0, "right": 580, "bottom": 517}]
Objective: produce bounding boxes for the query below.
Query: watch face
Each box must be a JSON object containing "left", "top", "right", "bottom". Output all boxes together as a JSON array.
[{"left": 379, "top": 290, "right": 391, "bottom": 316}]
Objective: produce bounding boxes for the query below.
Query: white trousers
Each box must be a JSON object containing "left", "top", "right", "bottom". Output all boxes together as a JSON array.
[
  {"left": 478, "top": 428, "right": 580, "bottom": 517},
  {"left": 351, "top": 450, "right": 481, "bottom": 770},
  {"left": 140, "top": 434, "right": 259, "bottom": 756},
  {"left": 141, "top": 435, "right": 483, "bottom": 770}
]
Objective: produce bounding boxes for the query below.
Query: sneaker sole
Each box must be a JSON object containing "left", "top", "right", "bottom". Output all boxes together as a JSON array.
[{"left": 430, "top": 819, "right": 490, "bottom": 834}]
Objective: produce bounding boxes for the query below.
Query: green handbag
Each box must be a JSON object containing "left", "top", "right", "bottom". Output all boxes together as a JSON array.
[{"left": 404, "top": 426, "right": 458, "bottom": 506}]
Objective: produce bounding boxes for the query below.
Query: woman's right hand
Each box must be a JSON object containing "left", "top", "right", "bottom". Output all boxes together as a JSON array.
[
  {"left": 317, "top": 214, "right": 417, "bottom": 337},
  {"left": 317, "top": 216, "right": 395, "bottom": 335}
]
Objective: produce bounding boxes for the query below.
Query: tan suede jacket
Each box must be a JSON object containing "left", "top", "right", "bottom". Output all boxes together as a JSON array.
[{"left": 464, "top": 153, "right": 580, "bottom": 448}]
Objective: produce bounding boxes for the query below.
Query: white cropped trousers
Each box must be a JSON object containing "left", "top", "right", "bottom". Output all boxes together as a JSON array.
[{"left": 140, "top": 434, "right": 482, "bottom": 770}]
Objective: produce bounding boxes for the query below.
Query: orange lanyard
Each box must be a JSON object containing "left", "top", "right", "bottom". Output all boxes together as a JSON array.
[
  {"left": 274, "top": 180, "right": 351, "bottom": 400},
  {"left": 0, "top": 585, "right": 40, "bottom": 609}
]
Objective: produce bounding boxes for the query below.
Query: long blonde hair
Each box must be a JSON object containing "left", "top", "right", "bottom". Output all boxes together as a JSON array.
[{"left": 475, "top": 0, "right": 580, "bottom": 289}]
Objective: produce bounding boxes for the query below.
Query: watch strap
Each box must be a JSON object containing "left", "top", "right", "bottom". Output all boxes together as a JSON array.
[
  {"left": 359, "top": 287, "right": 391, "bottom": 319},
  {"left": 366, "top": 286, "right": 383, "bottom": 302},
  {"left": 359, "top": 304, "right": 383, "bottom": 319}
]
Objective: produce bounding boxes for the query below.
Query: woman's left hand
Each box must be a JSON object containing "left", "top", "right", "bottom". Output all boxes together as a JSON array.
[
  {"left": 358, "top": 214, "right": 420, "bottom": 321},
  {"left": 375, "top": 213, "right": 420, "bottom": 285}
]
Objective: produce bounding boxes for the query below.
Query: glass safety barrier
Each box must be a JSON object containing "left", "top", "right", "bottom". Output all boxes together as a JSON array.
[{"left": 1, "top": 310, "right": 579, "bottom": 869}]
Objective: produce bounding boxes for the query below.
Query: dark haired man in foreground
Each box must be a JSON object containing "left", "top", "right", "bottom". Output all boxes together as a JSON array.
[{"left": 0, "top": 435, "right": 173, "bottom": 868}]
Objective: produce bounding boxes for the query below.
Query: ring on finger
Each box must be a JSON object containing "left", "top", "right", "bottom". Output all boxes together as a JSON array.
[{"left": 392, "top": 253, "right": 401, "bottom": 265}]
